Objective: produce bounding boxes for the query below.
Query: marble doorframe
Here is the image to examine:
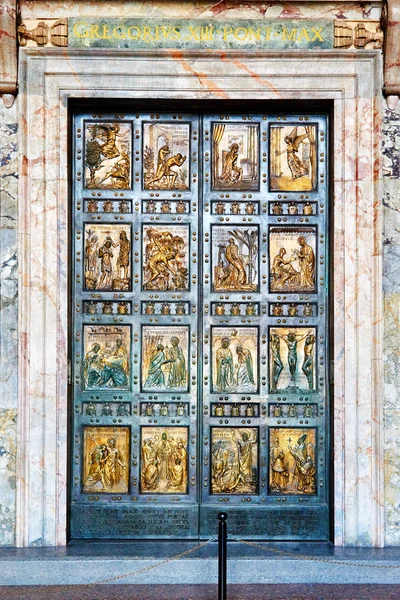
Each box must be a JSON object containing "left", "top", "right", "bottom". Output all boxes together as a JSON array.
[{"left": 16, "top": 49, "right": 383, "bottom": 546}]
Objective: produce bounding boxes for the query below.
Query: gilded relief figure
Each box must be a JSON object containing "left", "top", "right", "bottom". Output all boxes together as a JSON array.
[
  {"left": 83, "top": 326, "right": 130, "bottom": 391},
  {"left": 167, "top": 337, "right": 187, "bottom": 388},
  {"left": 236, "top": 345, "right": 255, "bottom": 388},
  {"left": 220, "top": 143, "right": 242, "bottom": 184},
  {"left": 269, "top": 227, "right": 316, "bottom": 293},
  {"left": 143, "top": 225, "right": 189, "bottom": 291},
  {"left": 269, "top": 328, "right": 316, "bottom": 392},
  {"left": 83, "top": 427, "right": 129, "bottom": 493},
  {"left": 144, "top": 344, "right": 172, "bottom": 388},
  {"left": 143, "top": 123, "right": 189, "bottom": 190},
  {"left": 302, "top": 333, "right": 316, "bottom": 390},
  {"left": 142, "top": 326, "right": 189, "bottom": 392},
  {"left": 288, "top": 434, "right": 316, "bottom": 493},
  {"left": 269, "top": 428, "right": 316, "bottom": 495},
  {"left": 85, "top": 122, "right": 131, "bottom": 189},
  {"left": 211, "top": 428, "right": 258, "bottom": 495},
  {"left": 84, "top": 225, "right": 131, "bottom": 292},
  {"left": 213, "top": 226, "right": 258, "bottom": 292},
  {"left": 276, "top": 330, "right": 311, "bottom": 389},
  {"left": 297, "top": 237, "right": 315, "bottom": 289},
  {"left": 275, "top": 127, "right": 309, "bottom": 180},
  {"left": 270, "top": 333, "right": 284, "bottom": 391},
  {"left": 270, "top": 124, "right": 316, "bottom": 192},
  {"left": 216, "top": 338, "right": 234, "bottom": 392},
  {"left": 84, "top": 233, "right": 98, "bottom": 289},
  {"left": 212, "top": 327, "right": 258, "bottom": 394},
  {"left": 270, "top": 438, "right": 289, "bottom": 492},
  {"left": 212, "top": 123, "right": 259, "bottom": 191},
  {"left": 141, "top": 427, "right": 188, "bottom": 493}
]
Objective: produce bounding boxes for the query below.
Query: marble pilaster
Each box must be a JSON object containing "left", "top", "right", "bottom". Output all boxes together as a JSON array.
[
  {"left": 0, "top": 103, "right": 18, "bottom": 545},
  {"left": 383, "top": 104, "right": 400, "bottom": 546}
]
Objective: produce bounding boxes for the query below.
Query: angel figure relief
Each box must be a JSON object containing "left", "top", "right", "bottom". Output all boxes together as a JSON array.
[
  {"left": 270, "top": 124, "right": 316, "bottom": 192},
  {"left": 85, "top": 122, "right": 131, "bottom": 189},
  {"left": 276, "top": 127, "right": 309, "bottom": 180}
]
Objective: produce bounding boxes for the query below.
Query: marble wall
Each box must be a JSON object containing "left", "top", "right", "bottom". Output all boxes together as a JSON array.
[
  {"left": 21, "top": 0, "right": 382, "bottom": 20},
  {"left": 0, "top": 0, "right": 397, "bottom": 547},
  {"left": 383, "top": 103, "right": 400, "bottom": 546},
  {"left": 0, "top": 103, "right": 18, "bottom": 545}
]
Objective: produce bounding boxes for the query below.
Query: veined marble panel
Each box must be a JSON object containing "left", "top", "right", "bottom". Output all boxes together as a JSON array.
[
  {"left": 20, "top": 1, "right": 383, "bottom": 21},
  {"left": 383, "top": 103, "right": 400, "bottom": 546},
  {"left": 0, "top": 103, "right": 18, "bottom": 545}
]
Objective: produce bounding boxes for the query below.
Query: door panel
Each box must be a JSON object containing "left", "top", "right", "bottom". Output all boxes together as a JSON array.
[{"left": 70, "top": 109, "right": 329, "bottom": 540}]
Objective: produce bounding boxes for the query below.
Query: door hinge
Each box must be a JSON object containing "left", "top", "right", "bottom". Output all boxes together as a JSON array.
[{"left": 68, "top": 359, "right": 72, "bottom": 385}]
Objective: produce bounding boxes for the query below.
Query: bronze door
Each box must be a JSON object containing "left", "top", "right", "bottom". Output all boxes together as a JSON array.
[{"left": 70, "top": 110, "right": 329, "bottom": 540}]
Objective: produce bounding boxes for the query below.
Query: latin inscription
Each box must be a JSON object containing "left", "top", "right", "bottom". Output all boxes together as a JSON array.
[
  {"left": 69, "top": 19, "right": 333, "bottom": 50},
  {"left": 200, "top": 507, "right": 328, "bottom": 539},
  {"left": 71, "top": 504, "right": 196, "bottom": 538}
]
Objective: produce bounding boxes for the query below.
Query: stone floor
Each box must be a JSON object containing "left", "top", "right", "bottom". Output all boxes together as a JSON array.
[
  {"left": 1, "top": 542, "right": 400, "bottom": 585},
  {"left": 0, "top": 584, "right": 399, "bottom": 599}
]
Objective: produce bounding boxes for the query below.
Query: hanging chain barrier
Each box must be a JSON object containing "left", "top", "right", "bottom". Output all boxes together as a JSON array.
[
  {"left": 2, "top": 514, "right": 400, "bottom": 597},
  {"left": 228, "top": 535, "right": 400, "bottom": 570},
  {"left": 0, "top": 536, "right": 217, "bottom": 596}
]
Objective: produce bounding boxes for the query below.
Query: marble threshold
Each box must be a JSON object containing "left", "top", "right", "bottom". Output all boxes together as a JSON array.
[{"left": 0, "top": 542, "right": 400, "bottom": 585}]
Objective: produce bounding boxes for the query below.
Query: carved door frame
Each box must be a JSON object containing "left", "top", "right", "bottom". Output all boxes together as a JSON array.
[{"left": 17, "top": 49, "right": 383, "bottom": 546}]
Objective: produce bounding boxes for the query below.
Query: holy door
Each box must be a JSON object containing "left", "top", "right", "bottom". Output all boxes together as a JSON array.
[{"left": 70, "top": 109, "right": 330, "bottom": 540}]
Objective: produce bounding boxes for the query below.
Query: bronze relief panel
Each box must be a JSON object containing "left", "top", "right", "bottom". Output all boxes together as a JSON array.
[
  {"left": 269, "top": 428, "right": 316, "bottom": 495},
  {"left": 211, "top": 326, "right": 258, "bottom": 394},
  {"left": 142, "top": 224, "right": 189, "bottom": 292},
  {"left": 212, "top": 123, "right": 259, "bottom": 191},
  {"left": 84, "top": 122, "right": 131, "bottom": 189},
  {"left": 84, "top": 223, "right": 132, "bottom": 292},
  {"left": 83, "top": 426, "right": 130, "bottom": 494},
  {"left": 269, "top": 326, "right": 316, "bottom": 393},
  {"left": 83, "top": 325, "right": 130, "bottom": 391},
  {"left": 269, "top": 226, "right": 316, "bottom": 293},
  {"left": 140, "top": 426, "right": 188, "bottom": 494},
  {"left": 212, "top": 225, "right": 259, "bottom": 292},
  {"left": 211, "top": 427, "right": 258, "bottom": 495},
  {"left": 141, "top": 325, "right": 189, "bottom": 393},
  {"left": 143, "top": 122, "right": 190, "bottom": 190},
  {"left": 269, "top": 123, "right": 317, "bottom": 192}
]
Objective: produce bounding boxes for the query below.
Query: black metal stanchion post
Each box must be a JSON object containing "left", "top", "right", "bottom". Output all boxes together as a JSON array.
[{"left": 218, "top": 512, "right": 228, "bottom": 600}]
